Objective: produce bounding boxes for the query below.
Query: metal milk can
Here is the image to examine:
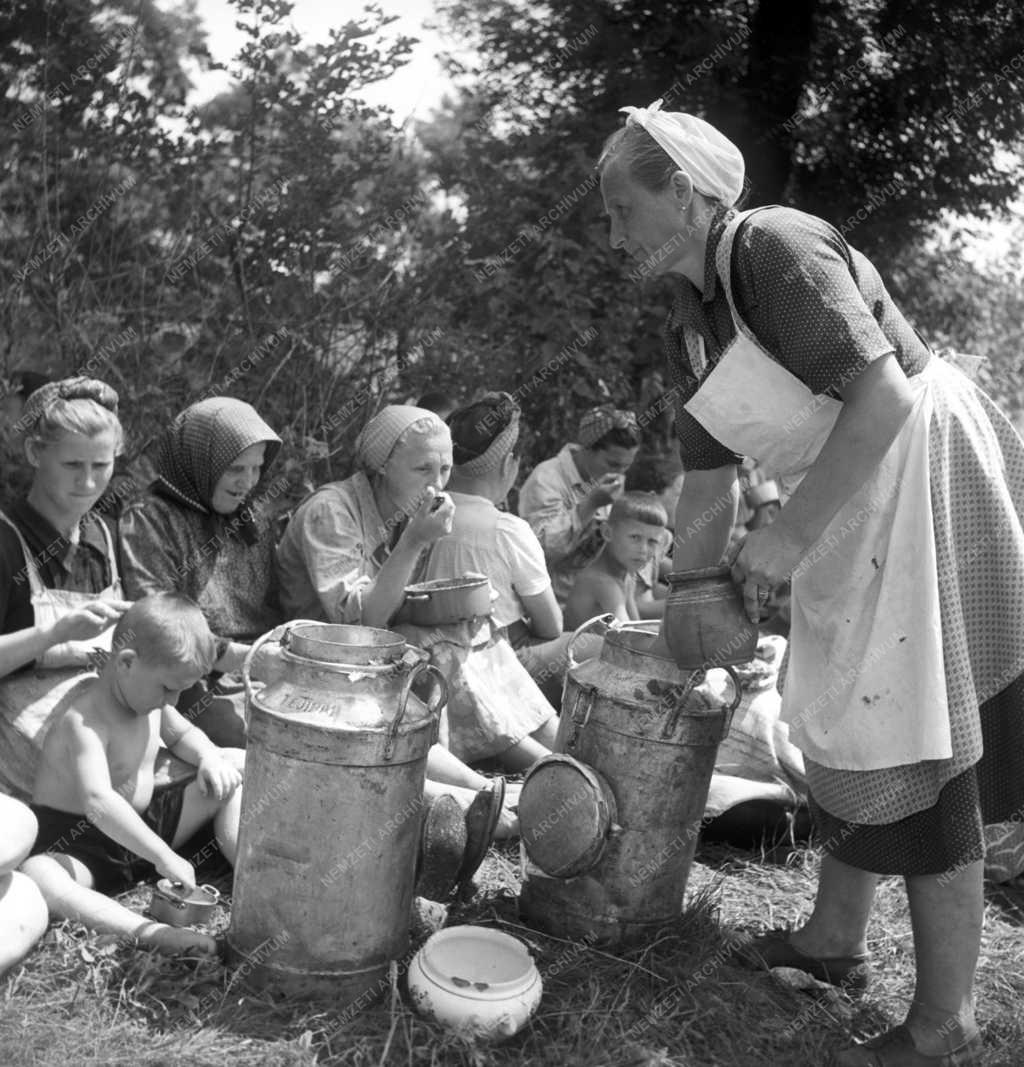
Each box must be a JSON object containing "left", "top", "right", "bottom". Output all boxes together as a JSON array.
[
  {"left": 227, "top": 622, "right": 446, "bottom": 1003},
  {"left": 518, "top": 618, "right": 740, "bottom": 946}
]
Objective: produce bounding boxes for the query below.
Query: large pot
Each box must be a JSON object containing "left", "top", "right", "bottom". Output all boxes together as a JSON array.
[{"left": 401, "top": 576, "right": 494, "bottom": 626}]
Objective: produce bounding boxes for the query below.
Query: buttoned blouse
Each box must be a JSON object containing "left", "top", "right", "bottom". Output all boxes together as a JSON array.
[{"left": 664, "top": 205, "right": 931, "bottom": 470}]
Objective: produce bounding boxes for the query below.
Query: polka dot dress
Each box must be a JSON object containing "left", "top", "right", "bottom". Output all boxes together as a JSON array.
[{"left": 663, "top": 205, "right": 1024, "bottom": 874}]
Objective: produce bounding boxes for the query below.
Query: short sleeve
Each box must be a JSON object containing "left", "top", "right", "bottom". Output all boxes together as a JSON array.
[
  {"left": 673, "top": 407, "right": 744, "bottom": 471},
  {"left": 734, "top": 209, "right": 896, "bottom": 396},
  {"left": 293, "top": 490, "right": 374, "bottom": 624},
  {"left": 497, "top": 515, "right": 552, "bottom": 599}
]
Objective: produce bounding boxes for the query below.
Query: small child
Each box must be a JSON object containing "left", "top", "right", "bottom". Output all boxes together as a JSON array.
[
  {"left": 564, "top": 492, "right": 669, "bottom": 629},
  {"left": 20, "top": 593, "right": 244, "bottom": 955}
]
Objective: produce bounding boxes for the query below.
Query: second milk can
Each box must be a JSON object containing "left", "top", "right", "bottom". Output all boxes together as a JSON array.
[
  {"left": 518, "top": 618, "right": 740, "bottom": 946},
  {"left": 227, "top": 622, "right": 445, "bottom": 1004}
]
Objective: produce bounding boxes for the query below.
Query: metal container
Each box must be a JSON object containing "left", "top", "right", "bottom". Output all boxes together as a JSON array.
[
  {"left": 401, "top": 576, "right": 494, "bottom": 626},
  {"left": 148, "top": 880, "right": 220, "bottom": 927},
  {"left": 518, "top": 616, "right": 740, "bottom": 946},
  {"left": 227, "top": 621, "right": 446, "bottom": 1004},
  {"left": 662, "top": 566, "right": 758, "bottom": 667}
]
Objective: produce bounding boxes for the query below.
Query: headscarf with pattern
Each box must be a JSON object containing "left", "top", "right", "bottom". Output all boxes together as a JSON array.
[
  {"left": 450, "top": 392, "right": 521, "bottom": 476},
  {"left": 154, "top": 398, "right": 281, "bottom": 544},
  {"left": 578, "top": 406, "right": 639, "bottom": 449},
  {"left": 354, "top": 404, "right": 449, "bottom": 474}
]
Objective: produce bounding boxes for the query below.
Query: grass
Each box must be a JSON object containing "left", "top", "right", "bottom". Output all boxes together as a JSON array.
[{"left": 2, "top": 841, "right": 1023, "bottom": 1067}]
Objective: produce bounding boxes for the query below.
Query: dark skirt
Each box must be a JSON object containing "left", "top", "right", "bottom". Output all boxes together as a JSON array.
[{"left": 811, "top": 670, "right": 1024, "bottom": 876}]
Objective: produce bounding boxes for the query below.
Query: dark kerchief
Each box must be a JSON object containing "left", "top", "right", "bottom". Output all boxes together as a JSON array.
[{"left": 153, "top": 398, "right": 281, "bottom": 545}]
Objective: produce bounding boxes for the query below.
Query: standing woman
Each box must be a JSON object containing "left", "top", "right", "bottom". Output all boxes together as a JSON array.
[
  {"left": 118, "top": 398, "right": 284, "bottom": 747},
  {"left": 598, "top": 101, "right": 1024, "bottom": 1065}
]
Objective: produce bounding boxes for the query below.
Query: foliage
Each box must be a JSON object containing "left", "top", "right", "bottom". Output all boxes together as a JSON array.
[
  {"left": 1, "top": 0, "right": 1023, "bottom": 484},
  {"left": 0, "top": 0, "right": 457, "bottom": 495},
  {"left": 887, "top": 210, "right": 1024, "bottom": 419},
  {"left": 419, "top": 0, "right": 1024, "bottom": 454}
]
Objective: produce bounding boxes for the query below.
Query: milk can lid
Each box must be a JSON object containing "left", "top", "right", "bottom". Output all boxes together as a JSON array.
[{"left": 518, "top": 754, "right": 616, "bottom": 879}]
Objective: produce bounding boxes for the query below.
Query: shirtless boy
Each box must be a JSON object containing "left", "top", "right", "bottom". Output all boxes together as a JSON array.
[
  {"left": 564, "top": 493, "right": 669, "bottom": 629},
  {"left": 20, "top": 593, "right": 244, "bottom": 955}
]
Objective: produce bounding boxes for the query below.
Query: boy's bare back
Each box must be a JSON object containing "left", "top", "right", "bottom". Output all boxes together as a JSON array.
[{"left": 32, "top": 679, "right": 160, "bottom": 816}]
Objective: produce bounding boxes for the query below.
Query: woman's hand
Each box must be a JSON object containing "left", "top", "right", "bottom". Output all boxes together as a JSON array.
[
  {"left": 51, "top": 599, "right": 132, "bottom": 643},
  {"left": 402, "top": 487, "right": 455, "bottom": 549},
  {"left": 729, "top": 520, "right": 806, "bottom": 623},
  {"left": 585, "top": 472, "right": 626, "bottom": 510}
]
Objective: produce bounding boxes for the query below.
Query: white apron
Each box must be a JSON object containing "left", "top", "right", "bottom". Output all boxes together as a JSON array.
[
  {"left": 682, "top": 208, "right": 951, "bottom": 772},
  {"left": 0, "top": 511, "right": 123, "bottom": 799}
]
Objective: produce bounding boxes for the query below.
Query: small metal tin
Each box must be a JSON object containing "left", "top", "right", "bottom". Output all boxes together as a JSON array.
[{"left": 148, "top": 879, "right": 221, "bottom": 927}]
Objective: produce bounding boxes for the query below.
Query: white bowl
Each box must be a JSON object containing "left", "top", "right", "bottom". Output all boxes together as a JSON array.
[{"left": 408, "top": 925, "right": 542, "bottom": 1040}]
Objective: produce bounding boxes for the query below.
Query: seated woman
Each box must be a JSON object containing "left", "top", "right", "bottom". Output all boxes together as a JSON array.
[
  {"left": 276, "top": 403, "right": 556, "bottom": 770},
  {"left": 0, "top": 377, "right": 134, "bottom": 800},
  {"left": 427, "top": 392, "right": 601, "bottom": 694},
  {"left": 118, "top": 398, "right": 284, "bottom": 748},
  {"left": 123, "top": 399, "right": 511, "bottom": 894}
]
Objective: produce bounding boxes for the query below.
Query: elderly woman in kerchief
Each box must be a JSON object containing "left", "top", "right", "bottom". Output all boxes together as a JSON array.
[
  {"left": 597, "top": 99, "right": 1024, "bottom": 1064},
  {"left": 119, "top": 398, "right": 285, "bottom": 747},
  {"left": 517, "top": 405, "right": 641, "bottom": 608}
]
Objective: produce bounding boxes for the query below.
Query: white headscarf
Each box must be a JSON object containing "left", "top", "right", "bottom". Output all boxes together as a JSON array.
[{"left": 618, "top": 99, "right": 745, "bottom": 206}]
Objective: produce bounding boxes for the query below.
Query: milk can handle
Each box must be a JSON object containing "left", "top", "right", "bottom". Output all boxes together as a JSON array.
[
  {"left": 241, "top": 620, "right": 320, "bottom": 711},
  {"left": 386, "top": 661, "right": 448, "bottom": 761},
  {"left": 565, "top": 613, "right": 615, "bottom": 669}
]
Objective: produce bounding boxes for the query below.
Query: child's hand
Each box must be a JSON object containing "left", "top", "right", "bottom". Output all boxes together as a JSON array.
[
  {"left": 197, "top": 753, "right": 243, "bottom": 801},
  {"left": 157, "top": 851, "right": 197, "bottom": 891},
  {"left": 52, "top": 599, "right": 132, "bottom": 643}
]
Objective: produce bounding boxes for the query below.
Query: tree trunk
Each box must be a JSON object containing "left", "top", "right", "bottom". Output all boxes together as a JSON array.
[{"left": 737, "top": 0, "right": 818, "bottom": 205}]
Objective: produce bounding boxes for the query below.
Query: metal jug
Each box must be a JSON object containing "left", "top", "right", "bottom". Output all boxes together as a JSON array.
[
  {"left": 662, "top": 566, "right": 758, "bottom": 667},
  {"left": 518, "top": 617, "right": 740, "bottom": 946},
  {"left": 227, "top": 622, "right": 446, "bottom": 1003}
]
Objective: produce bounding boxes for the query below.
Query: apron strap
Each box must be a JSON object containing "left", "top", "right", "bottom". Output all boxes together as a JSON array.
[
  {"left": 92, "top": 514, "right": 121, "bottom": 591},
  {"left": 680, "top": 205, "right": 777, "bottom": 382},
  {"left": 0, "top": 509, "right": 45, "bottom": 598},
  {"left": 713, "top": 206, "right": 780, "bottom": 349}
]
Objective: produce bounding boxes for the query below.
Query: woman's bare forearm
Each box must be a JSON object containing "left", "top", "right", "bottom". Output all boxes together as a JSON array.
[
  {"left": 774, "top": 354, "right": 915, "bottom": 555},
  {"left": 670, "top": 465, "right": 739, "bottom": 570}
]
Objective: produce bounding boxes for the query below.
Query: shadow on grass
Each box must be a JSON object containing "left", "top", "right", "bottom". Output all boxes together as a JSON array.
[
  {"left": 985, "top": 878, "right": 1024, "bottom": 927},
  {"left": 4, "top": 839, "right": 1023, "bottom": 1066}
]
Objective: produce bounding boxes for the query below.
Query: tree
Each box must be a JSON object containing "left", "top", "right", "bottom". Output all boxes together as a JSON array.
[
  {"left": 0, "top": 0, "right": 462, "bottom": 492},
  {"left": 415, "top": 0, "right": 1024, "bottom": 457}
]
